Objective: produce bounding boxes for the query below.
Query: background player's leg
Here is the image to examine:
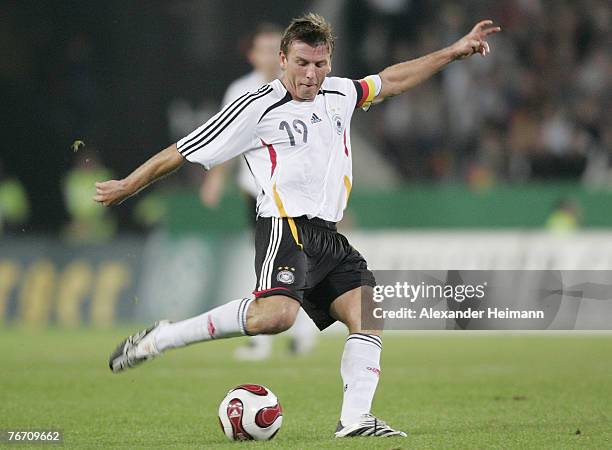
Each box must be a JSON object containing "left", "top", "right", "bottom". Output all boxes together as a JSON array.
[
  {"left": 329, "top": 286, "right": 382, "bottom": 426},
  {"left": 288, "top": 309, "right": 317, "bottom": 355},
  {"left": 234, "top": 335, "right": 273, "bottom": 361},
  {"left": 234, "top": 194, "right": 274, "bottom": 361}
]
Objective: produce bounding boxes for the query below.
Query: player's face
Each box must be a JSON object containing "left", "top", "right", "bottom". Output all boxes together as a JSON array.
[
  {"left": 248, "top": 33, "right": 282, "bottom": 81},
  {"left": 280, "top": 41, "right": 331, "bottom": 101}
]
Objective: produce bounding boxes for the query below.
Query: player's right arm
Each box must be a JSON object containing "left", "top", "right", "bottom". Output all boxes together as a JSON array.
[
  {"left": 95, "top": 84, "right": 270, "bottom": 208},
  {"left": 94, "top": 144, "right": 184, "bottom": 207}
]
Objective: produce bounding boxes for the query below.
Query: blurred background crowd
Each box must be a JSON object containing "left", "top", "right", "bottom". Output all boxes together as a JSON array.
[
  {"left": 1, "top": 0, "right": 610, "bottom": 237},
  {"left": 349, "top": 0, "right": 611, "bottom": 186}
]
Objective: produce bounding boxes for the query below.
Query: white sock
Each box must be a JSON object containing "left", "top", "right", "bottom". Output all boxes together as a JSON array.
[
  {"left": 340, "top": 333, "right": 382, "bottom": 425},
  {"left": 154, "top": 298, "right": 253, "bottom": 352}
]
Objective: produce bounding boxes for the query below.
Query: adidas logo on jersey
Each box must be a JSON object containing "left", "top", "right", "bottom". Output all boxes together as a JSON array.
[{"left": 310, "top": 113, "right": 322, "bottom": 124}]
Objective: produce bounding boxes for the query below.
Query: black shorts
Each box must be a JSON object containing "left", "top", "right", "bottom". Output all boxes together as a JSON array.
[{"left": 253, "top": 216, "right": 376, "bottom": 330}]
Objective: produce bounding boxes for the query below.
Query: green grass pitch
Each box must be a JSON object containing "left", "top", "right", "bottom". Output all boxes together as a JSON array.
[{"left": 1, "top": 328, "right": 611, "bottom": 449}]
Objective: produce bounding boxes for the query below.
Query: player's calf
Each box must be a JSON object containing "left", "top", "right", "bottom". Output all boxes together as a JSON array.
[{"left": 245, "top": 295, "right": 300, "bottom": 335}]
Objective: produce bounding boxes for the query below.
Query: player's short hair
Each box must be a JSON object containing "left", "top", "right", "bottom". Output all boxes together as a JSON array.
[{"left": 280, "top": 13, "right": 335, "bottom": 56}]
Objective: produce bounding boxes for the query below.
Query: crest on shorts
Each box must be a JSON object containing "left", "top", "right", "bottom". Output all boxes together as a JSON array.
[
  {"left": 332, "top": 114, "right": 343, "bottom": 135},
  {"left": 277, "top": 270, "right": 295, "bottom": 285}
]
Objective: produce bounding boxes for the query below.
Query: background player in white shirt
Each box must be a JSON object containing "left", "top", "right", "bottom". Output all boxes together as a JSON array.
[
  {"left": 200, "top": 24, "right": 317, "bottom": 361},
  {"left": 97, "top": 13, "right": 500, "bottom": 438},
  {"left": 199, "top": 24, "right": 280, "bottom": 209}
]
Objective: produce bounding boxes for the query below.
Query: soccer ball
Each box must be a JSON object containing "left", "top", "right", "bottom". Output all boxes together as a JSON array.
[{"left": 218, "top": 384, "right": 282, "bottom": 441}]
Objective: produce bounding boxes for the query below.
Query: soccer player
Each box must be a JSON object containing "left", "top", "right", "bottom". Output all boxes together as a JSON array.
[
  {"left": 96, "top": 14, "right": 500, "bottom": 437},
  {"left": 200, "top": 23, "right": 317, "bottom": 361}
]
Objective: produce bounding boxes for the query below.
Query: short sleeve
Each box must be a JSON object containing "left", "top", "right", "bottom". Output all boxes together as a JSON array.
[
  {"left": 177, "top": 85, "right": 272, "bottom": 169},
  {"left": 352, "top": 75, "right": 383, "bottom": 111}
]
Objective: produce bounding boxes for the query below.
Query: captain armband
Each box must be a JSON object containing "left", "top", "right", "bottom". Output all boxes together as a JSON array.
[{"left": 355, "top": 75, "right": 382, "bottom": 111}]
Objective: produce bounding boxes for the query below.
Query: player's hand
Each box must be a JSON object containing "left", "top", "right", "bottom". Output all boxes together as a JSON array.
[
  {"left": 93, "top": 179, "right": 133, "bottom": 207},
  {"left": 452, "top": 20, "right": 501, "bottom": 60}
]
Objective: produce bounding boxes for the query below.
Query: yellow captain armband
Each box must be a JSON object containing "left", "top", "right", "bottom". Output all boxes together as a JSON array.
[{"left": 355, "top": 75, "right": 382, "bottom": 111}]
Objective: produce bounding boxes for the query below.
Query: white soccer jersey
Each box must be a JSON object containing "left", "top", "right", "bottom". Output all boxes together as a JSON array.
[
  {"left": 177, "top": 75, "right": 381, "bottom": 223},
  {"left": 221, "top": 71, "right": 269, "bottom": 197}
]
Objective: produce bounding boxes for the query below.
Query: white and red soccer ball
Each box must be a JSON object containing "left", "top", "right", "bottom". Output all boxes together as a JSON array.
[{"left": 218, "top": 384, "right": 283, "bottom": 441}]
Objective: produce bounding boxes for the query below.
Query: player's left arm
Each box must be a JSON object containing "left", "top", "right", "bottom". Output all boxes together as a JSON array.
[{"left": 377, "top": 20, "right": 501, "bottom": 100}]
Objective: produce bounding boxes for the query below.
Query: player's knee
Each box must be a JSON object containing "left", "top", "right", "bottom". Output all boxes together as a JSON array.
[
  {"left": 250, "top": 309, "right": 296, "bottom": 335},
  {"left": 246, "top": 296, "right": 299, "bottom": 335}
]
